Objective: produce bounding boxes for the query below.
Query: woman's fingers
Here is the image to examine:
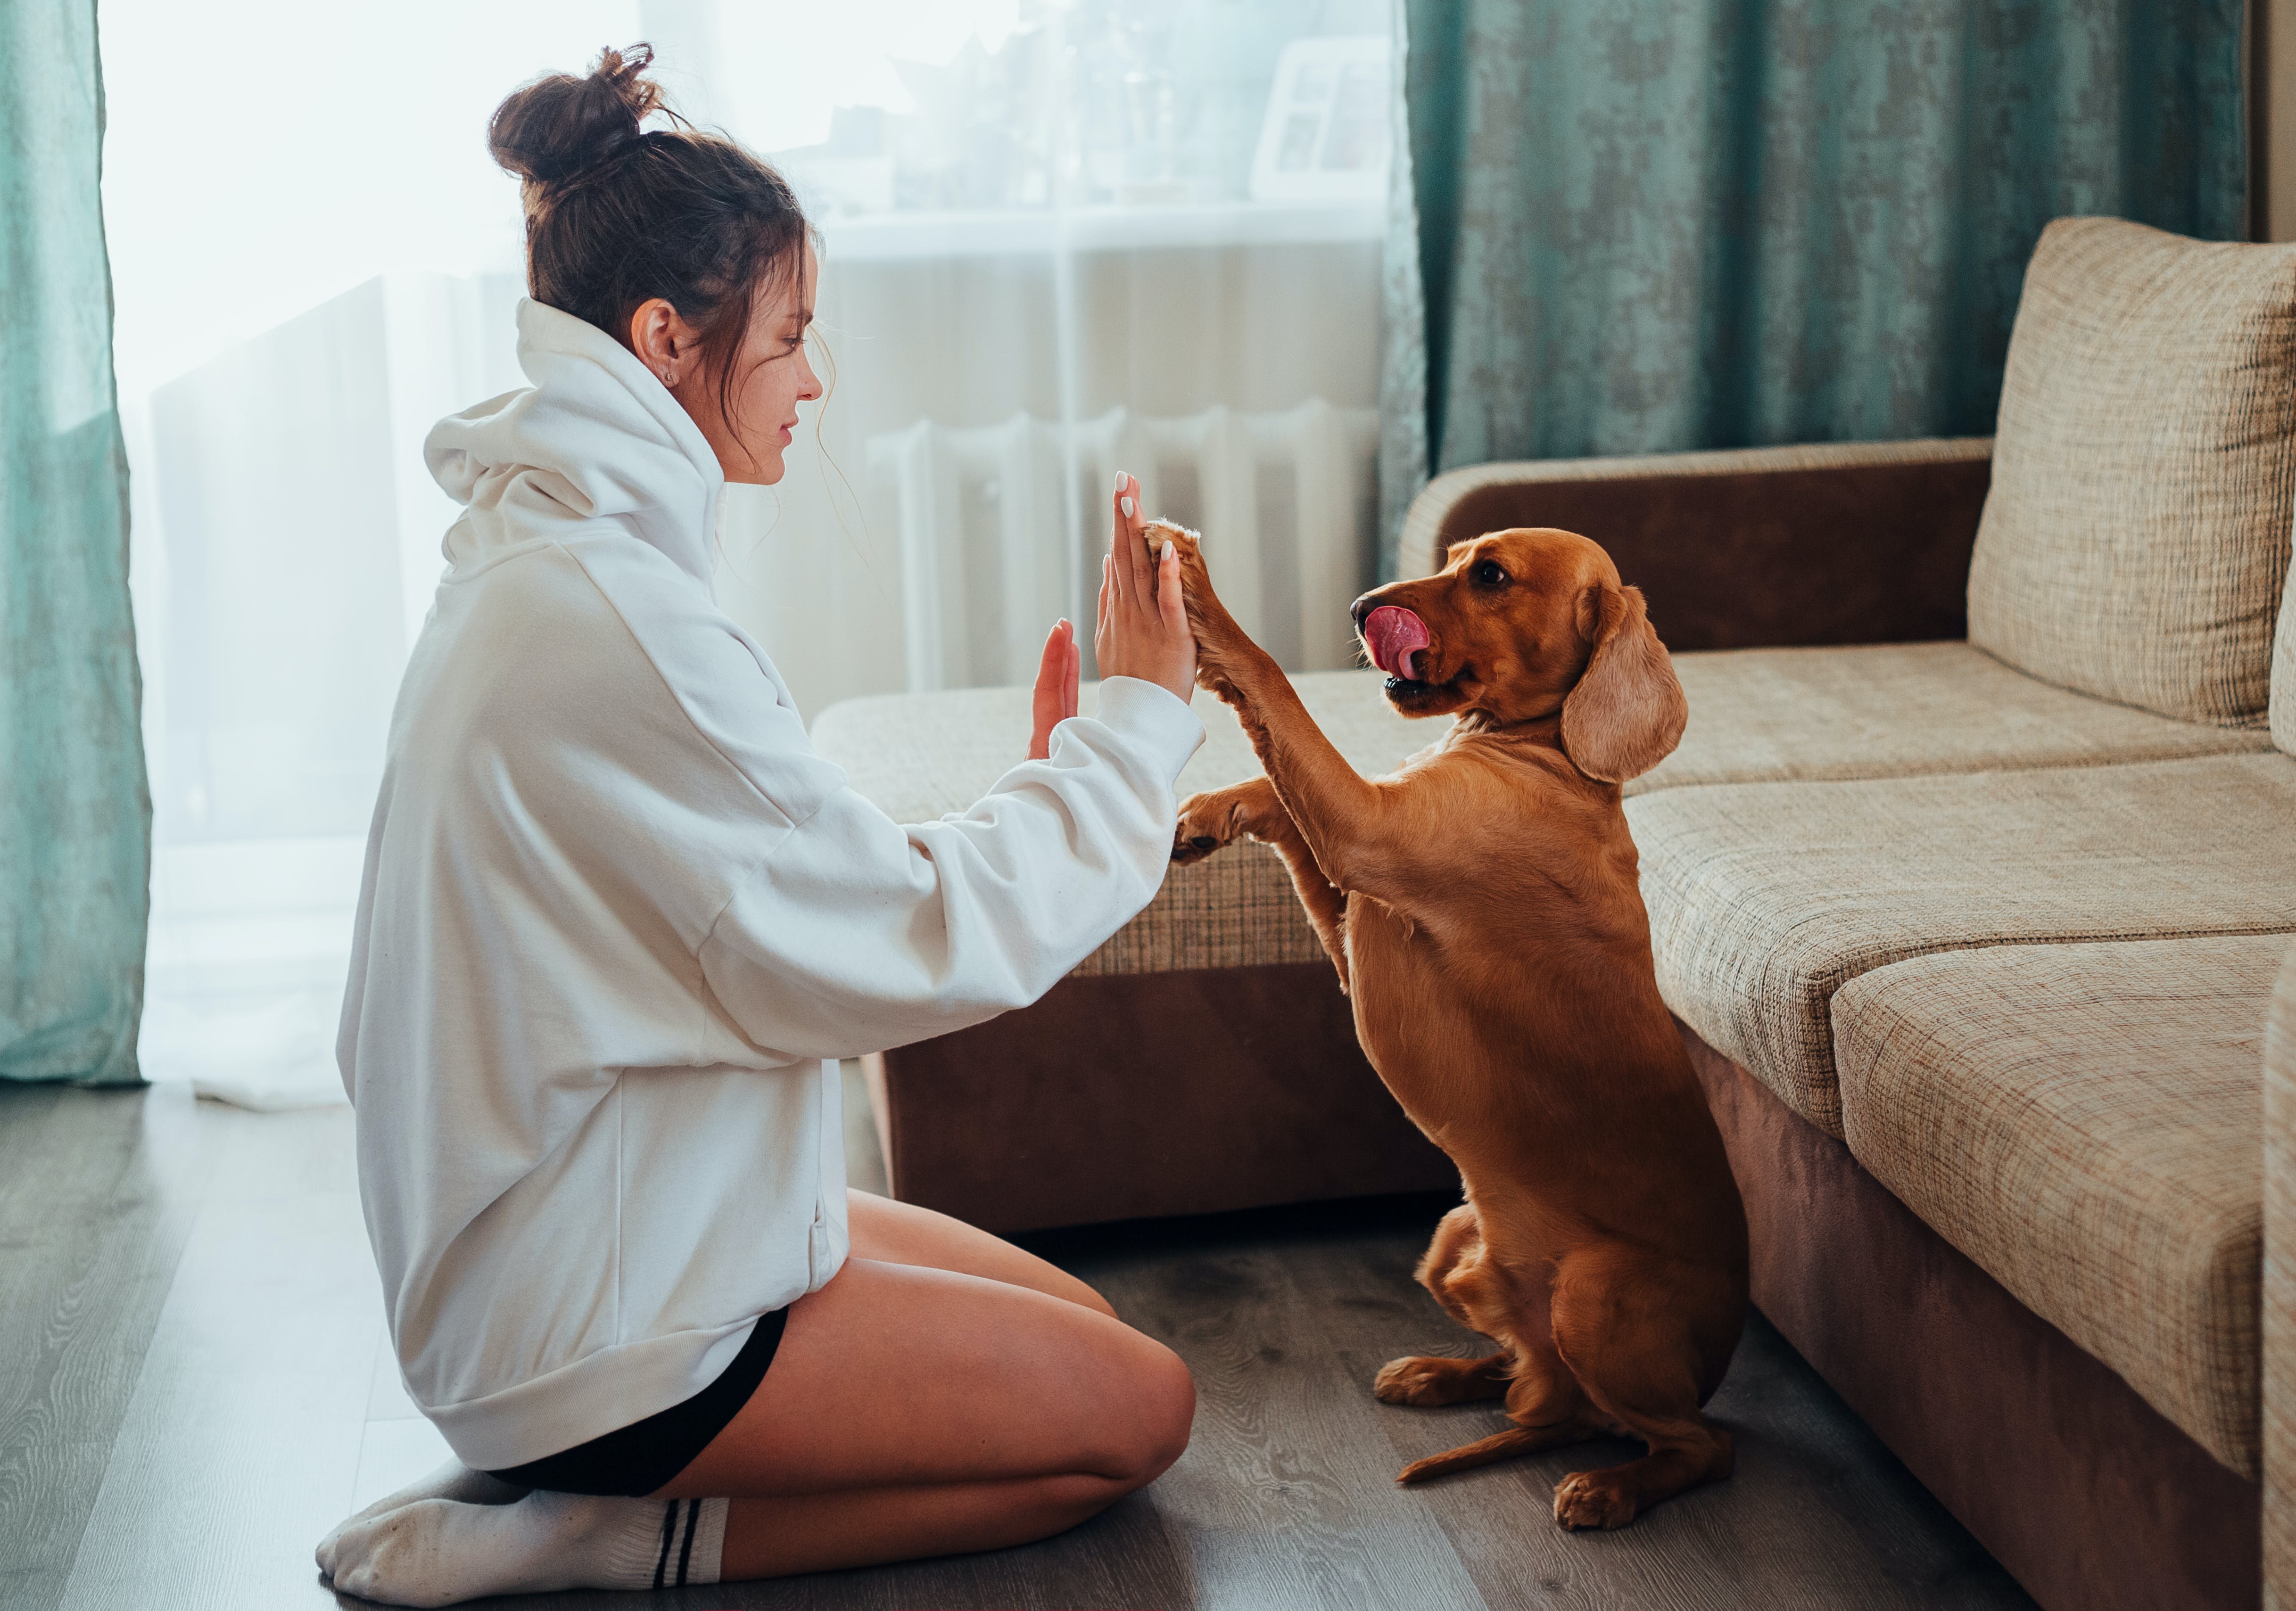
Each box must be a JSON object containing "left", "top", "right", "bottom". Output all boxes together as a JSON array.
[
  {"left": 1026, "top": 618, "right": 1072, "bottom": 762},
  {"left": 1156, "top": 542, "right": 1187, "bottom": 632},
  {"left": 1157, "top": 541, "right": 1197, "bottom": 690},
  {"left": 1116, "top": 473, "right": 1155, "bottom": 608},
  {"left": 1063, "top": 634, "right": 1081, "bottom": 722},
  {"left": 1107, "top": 473, "right": 1137, "bottom": 608},
  {"left": 1094, "top": 554, "right": 1114, "bottom": 671}
]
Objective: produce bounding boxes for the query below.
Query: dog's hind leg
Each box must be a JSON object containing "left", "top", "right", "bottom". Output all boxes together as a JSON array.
[
  {"left": 1544, "top": 1245, "right": 1737, "bottom": 1530},
  {"left": 1373, "top": 1352, "right": 1509, "bottom": 1406},
  {"left": 1391, "top": 1353, "right": 1606, "bottom": 1482},
  {"left": 1375, "top": 1206, "right": 1500, "bottom": 1404},
  {"left": 1173, "top": 777, "right": 1349, "bottom": 989},
  {"left": 1382, "top": 1208, "right": 1603, "bottom": 1479}
]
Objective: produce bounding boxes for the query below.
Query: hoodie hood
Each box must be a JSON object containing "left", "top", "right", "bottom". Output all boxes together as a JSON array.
[{"left": 425, "top": 299, "right": 725, "bottom": 590}]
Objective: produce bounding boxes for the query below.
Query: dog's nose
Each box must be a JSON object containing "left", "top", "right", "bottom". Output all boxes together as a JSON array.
[{"left": 1350, "top": 593, "right": 1378, "bottom": 631}]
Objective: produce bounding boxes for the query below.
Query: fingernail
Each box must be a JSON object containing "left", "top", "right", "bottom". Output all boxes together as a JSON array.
[
  {"left": 1114, "top": 471, "right": 1127, "bottom": 493},
  {"left": 1162, "top": 539, "right": 1175, "bottom": 561},
  {"left": 1121, "top": 496, "right": 1135, "bottom": 518}
]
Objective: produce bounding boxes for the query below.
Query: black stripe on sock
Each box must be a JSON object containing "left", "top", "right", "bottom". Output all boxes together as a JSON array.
[
  {"left": 653, "top": 1499, "right": 680, "bottom": 1589},
  {"left": 675, "top": 1497, "right": 702, "bottom": 1586}
]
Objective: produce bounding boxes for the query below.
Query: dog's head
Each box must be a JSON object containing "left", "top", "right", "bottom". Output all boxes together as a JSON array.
[{"left": 1350, "top": 527, "right": 1687, "bottom": 783}]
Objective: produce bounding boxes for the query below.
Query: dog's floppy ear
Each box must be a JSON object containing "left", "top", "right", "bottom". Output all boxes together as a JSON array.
[{"left": 1560, "top": 584, "right": 1687, "bottom": 784}]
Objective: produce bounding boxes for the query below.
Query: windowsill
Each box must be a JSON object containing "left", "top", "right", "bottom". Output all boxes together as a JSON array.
[{"left": 814, "top": 199, "right": 1385, "bottom": 262}]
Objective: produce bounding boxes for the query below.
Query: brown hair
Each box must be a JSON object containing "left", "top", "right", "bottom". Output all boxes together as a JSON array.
[{"left": 488, "top": 45, "right": 810, "bottom": 437}]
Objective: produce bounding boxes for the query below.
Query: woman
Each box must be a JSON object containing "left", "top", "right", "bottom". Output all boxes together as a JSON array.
[{"left": 317, "top": 47, "right": 1201, "bottom": 1606}]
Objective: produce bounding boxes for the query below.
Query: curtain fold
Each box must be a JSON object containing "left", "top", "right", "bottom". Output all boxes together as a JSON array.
[
  {"left": 1379, "top": 0, "right": 2247, "bottom": 565},
  {"left": 2, "top": 0, "right": 150, "bottom": 1085}
]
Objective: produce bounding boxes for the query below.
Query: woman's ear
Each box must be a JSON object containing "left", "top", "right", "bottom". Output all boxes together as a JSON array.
[
  {"left": 626, "top": 297, "right": 700, "bottom": 387},
  {"left": 1560, "top": 584, "right": 1688, "bottom": 784}
]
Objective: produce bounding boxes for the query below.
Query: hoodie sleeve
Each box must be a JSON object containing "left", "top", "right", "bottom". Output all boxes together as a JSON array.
[{"left": 695, "top": 675, "right": 1204, "bottom": 1063}]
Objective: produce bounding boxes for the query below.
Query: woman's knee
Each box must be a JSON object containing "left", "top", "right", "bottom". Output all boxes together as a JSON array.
[
  {"left": 1089, "top": 1336, "right": 1195, "bottom": 1489},
  {"left": 1137, "top": 1343, "right": 1196, "bottom": 1481}
]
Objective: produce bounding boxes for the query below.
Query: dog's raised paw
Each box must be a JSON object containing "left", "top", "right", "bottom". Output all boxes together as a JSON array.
[
  {"left": 1171, "top": 792, "right": 1237, "bottom": 863},
  {"left": 1552, "top": 1469, "right": 1638, "bottom": 1531},
  {"left": 1170, "top": 829, "right": 1224, "bottom": 865}
]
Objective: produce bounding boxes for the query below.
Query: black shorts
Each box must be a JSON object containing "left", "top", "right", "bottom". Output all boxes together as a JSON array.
[{"left": 485, "top": 1307, "right": 789, "bottom": 1496}]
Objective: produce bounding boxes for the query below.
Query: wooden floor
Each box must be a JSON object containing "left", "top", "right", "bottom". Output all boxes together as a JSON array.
[{"left": 0, "top": 1077, "right": 2036, "bottom": 1611}]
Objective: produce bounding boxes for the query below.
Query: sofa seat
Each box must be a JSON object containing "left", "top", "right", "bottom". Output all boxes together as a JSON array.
[
  {"left": 1832, "top": 936, "right": 2287, "bottom": 1477},
  {"left": 1627, "top": 752, "right": 2296, "bottom": 1137},
  {"left": 1642, "top": 641, "right": 2271, "bottom": 795}
]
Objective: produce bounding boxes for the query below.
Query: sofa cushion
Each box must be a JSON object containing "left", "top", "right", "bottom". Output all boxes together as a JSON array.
[
  {"left": 1628, "top": 752, "right": 2296, "bottom": 1136},
  {"left": 2262, "top": 931, "right": 2296, "bottom": 1587},
  {"left": 1965, "top": 217, "right": 2296, "bottom": 726},
  {"left": 1640, "top": 641, "right": 2270, "bottom": 795},
  {"left": 2275, "top": 545, "right": 2296, "bottom": 756},
  {"left": 1833, "top": 935, "right": 2287, "bottom": 1478}
]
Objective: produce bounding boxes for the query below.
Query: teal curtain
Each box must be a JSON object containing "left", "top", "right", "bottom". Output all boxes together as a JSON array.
[
  {"left": 2, "top": 0, "right": 149, "bottom": 1085},
  {"left": 1379, "top": 0, "right": 2248, "bottom": 575}
]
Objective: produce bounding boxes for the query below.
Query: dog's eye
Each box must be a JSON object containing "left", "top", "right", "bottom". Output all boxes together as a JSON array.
[{"left": 1472, "top": 560, "right": 1508, "bottom": 587}]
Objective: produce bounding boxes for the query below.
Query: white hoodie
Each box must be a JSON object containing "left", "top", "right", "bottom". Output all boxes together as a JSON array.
[{"left": 339, "top": 299, "right": 1203, "bottom": 1471}]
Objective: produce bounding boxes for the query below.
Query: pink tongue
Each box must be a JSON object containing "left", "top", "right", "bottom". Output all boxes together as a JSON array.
[{"left": 1363, "top": 605, "right": 1431, "bottom": 681}]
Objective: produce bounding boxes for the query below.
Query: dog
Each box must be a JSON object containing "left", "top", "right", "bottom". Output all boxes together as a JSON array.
[{"left": 1156, "top": 520, "right": 1749, "bottom": 1530}]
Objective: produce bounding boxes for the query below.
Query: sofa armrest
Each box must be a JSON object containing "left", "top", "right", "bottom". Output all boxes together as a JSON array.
[
  {"left": 1401, "top": 437, "right": 1994, "bottom": 652},
  {"left": 2266, "top": 942, "right": 2296, "bottom": 1609}
]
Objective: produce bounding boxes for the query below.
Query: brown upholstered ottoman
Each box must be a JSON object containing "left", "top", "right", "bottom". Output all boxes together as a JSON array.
[{"left": 811, "top": 674, "right": 1456, "bottom": 1233}]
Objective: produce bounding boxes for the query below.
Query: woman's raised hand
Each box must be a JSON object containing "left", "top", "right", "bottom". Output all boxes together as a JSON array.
[
  {"left": 1093, "top": 470, "right": 1196, "bottom": 704},
  {"left": 1025, "top": 617, "right": 1082, "bottom": 761}
]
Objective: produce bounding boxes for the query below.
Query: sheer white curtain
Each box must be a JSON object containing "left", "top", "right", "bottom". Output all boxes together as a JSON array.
[{"left": 102, "top": 0, "right": 1392, "bottom": 1108}]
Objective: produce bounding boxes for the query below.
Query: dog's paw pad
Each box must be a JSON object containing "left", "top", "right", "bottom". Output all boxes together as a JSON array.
[
  {"left": 1170, "top": 830, "right": 1224, "bottom": 864},
  {"left": 1552, "top": 1471, "right": 1637, "bottom": 1531}
]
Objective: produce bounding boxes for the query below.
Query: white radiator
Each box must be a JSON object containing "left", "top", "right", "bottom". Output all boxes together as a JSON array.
[{"left": 870, "top": 400, "right": 1380, "bottom": 691}]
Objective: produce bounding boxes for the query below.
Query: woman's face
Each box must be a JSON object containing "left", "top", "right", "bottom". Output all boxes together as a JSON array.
[{"left": 669, "top": 240, "right": 822, "bottom": 486}]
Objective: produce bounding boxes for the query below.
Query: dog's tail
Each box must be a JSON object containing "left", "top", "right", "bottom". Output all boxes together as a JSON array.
[{"left": 1396, "top": 1425, "right": 1560, "bottom": 1484}]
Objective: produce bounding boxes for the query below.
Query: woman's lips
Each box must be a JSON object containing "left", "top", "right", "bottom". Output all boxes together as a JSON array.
[{"left": 1362, "top": 605, "right": 1431, "bottom": 682}]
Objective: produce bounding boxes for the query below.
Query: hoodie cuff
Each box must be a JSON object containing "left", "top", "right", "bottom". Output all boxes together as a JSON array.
[{"left": 1092, "top": 676, "right": 1206, "bottom": 784}]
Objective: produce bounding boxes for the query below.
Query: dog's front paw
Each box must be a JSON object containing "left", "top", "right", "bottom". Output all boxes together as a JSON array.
[
  {"left": 1171, "top": 790, "right": 1236, "bottom": 864},
  {"left": 1552, "top": 1468, "right": 1639, "bottom": 1530},
  {"left": 1142, "top": 521, "right": 1248, "bottom": 686}
]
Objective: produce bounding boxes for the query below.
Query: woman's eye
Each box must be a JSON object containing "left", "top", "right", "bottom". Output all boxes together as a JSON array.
[{"left": 1473, "top": 560, "right": 1507, "bottom": 586}]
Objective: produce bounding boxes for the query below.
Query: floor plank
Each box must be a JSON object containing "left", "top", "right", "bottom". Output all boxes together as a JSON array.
[
  {"left": 0, "top": 1085, "right": 2039, "bottom": 1611},
  {"left": 51, "top": 1101, "right": 381, "bottom": 1611},
  {"left": 0, "top": 1084, "right": 213, "bottom": 1611}
]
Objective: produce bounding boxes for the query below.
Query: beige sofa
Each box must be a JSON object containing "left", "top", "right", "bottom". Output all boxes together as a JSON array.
[{"left": 813, "top": 218, "right": 2296, "bottom": 1608}]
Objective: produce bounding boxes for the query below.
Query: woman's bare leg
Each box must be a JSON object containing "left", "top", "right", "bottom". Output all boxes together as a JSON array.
[
  {"left": 843, "top": 1188, "right": 1114, "bottom": 1315},
  {"left": 656, "top": 1228, "right": 1193, "bottom": 1580}
]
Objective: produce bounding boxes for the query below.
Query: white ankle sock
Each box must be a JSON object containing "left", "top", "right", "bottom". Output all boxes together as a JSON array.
[
  {"left": 314, "top": 1460, "right": 528, "bottom": 1581},
  {"left": 323, "top": 1490, "right": 728, "bottom": 1607}
]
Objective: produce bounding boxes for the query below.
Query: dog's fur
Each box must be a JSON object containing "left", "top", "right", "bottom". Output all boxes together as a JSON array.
[{"left": 1159, "top": 521, "right": 1749, "bottom": 1530}]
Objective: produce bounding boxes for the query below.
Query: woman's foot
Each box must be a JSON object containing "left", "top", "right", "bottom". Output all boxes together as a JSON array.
[
  {"left": 314, "top": 1460, "right": 526, "bottom": 1580},
  {"left": 321, "top": 1490, "right": 726, "bottom": 1606}
]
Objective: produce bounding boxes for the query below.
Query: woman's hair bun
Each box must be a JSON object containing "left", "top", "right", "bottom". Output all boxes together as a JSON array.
[{"left": 489, "top": 44, "right": 667, "bottom": 187}]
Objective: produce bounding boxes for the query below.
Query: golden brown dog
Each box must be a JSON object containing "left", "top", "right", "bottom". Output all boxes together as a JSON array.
[{"left": 1159, "top": 521, "right": 1748, "bottom": 1530}]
